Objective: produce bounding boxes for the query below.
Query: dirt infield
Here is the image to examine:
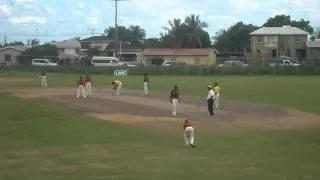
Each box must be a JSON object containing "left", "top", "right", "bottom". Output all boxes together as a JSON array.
[{"left": 11, "top": 86, "right": 320, "bottom": 133}]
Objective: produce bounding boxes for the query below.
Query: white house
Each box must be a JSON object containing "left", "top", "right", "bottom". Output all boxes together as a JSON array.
[
  {"left": 52, "top": 38, "right": 81, "bottom": 60},
  {"left": 0, "top": 46, "right": 28, "bottom": 66}
]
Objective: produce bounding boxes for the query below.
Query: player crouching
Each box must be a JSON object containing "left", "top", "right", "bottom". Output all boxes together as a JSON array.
[
  {"left": 183, "top": 120, "right": 195, "bottom": 147},
  {"left": 76, "top": 76, "right": 87, "bottom": 99},
  {"left": 112, "top": 80, "right": 122, "bottom": 95}
]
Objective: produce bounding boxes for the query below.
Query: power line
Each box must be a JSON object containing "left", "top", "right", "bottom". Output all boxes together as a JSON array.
[{"left": 0, "top": 33, "right": 102, "bottom": 37}]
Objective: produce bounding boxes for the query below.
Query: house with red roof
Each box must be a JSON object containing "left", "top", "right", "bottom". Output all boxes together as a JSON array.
[{"left": 141, "top": 48, "right": 217, "bottom": 66}]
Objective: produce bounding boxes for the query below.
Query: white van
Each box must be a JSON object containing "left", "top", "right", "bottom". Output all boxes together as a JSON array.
[
  {"left": 31, "top": 59, "right": 58, "bottom": 66},
  {"left": 91, "top": 56, "right": 123, "bottom": 67}
]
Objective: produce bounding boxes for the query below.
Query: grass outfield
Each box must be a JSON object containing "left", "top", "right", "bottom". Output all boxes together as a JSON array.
[
  {"left": 1, "top": 70, "right": 320, "bottom": 113},
  {"left": 0, "top": 93, "right": 320, "bottom": 180}
]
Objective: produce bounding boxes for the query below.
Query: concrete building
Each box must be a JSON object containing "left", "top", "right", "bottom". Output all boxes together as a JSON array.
[
  {"left": 51, "top": 38, "right": 81, "bottom": 60},
  {"left": 0, "top": 46, "right": 27, "bottom": 66},
  {"left": 306, "top": 39, "right": 320, "bottom": 61},
  {"left": 250, "top": 26, "right": 308, "bottom": 60}
]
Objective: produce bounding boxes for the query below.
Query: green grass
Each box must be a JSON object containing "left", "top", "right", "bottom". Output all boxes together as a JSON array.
[
  {"left": 1, "top": 70, "right": 320, "bottom": 113},
  {"left": 0, "top": 93, "right": 320, "bottom": 180}
]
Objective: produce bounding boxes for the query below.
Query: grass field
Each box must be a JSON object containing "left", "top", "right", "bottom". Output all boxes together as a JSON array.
[
  {"left": 1, "top": 70, "right": 320, "bottom": 180},
  {"left": 1, "top": 93, "right": 320, "bottom": 180},
  {"left": 1, "top": 70, "right": 320, "bottom": 113}
]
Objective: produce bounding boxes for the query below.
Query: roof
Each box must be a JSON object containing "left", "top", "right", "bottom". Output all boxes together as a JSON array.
[
  {"left": 306, "top": 39, "right": 320, "bottom": 48},
  {"left": 52, "top": 38, "right": 80, "bottom": 48},
  {"left": 80, "top": 35, "right": 111, "bottom": 42},
  {"left": 0, "top": 46, "right": 28, "bottom": 52},
  {"left": 143, "top": 48, "right": 213, "bottom": 56},
  {"left": 250, "top": 26, "right": 308, "bottom": 35}
]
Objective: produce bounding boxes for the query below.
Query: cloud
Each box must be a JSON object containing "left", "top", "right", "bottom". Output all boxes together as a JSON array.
[
  {"left": 85, "top": 7, "right": 102, "bottom": 26},
  {"left": 43, "top": 5, "right": 56, "bottom": 15},
  {"left": 269, "top": 9, "right": 289, "bottom": 17},
  {"left": 0, "top": 4, "right": 12, "bottom": 16},
  {"left": 9, "top": 0, "right": 37, "bottom": 9},
  {"left": 9, "top": 16, "right": 47, "bottom": 24},
  {"left": 227, "top": 0, "right": 260, "bottom": 11},
  {"left": 66, "top": 0, "right": 86, "bottom": 16}
]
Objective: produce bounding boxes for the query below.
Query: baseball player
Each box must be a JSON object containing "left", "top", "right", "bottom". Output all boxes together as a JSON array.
[
  {"left": 112, "top": 80, "right": 122, "bottom": 95},
  {"left": 76, "top": 76, "right": 87, "bottom": 99},
  {"left": 143, "top": 73, "right": 150, "bottom": 96},
  {"left": 39, "top": 71, "right": 47, "bottom": 87},
  {"left": 213, "top": 82, "right": 221, "bottom": 108},
  {"left": 85, "top": 72, "right": 92, "bottom": 97},
  {"left": 170, "top": 85, "right": 180, "bottom": 117},
  {"left": 183, "top": 120, "right": 195, "bottom": 147},
  {"left": 207, "top": 85, "right": 216, "bottom": 117}
]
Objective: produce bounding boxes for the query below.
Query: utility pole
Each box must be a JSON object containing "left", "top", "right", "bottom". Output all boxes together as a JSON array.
[
  {"left": 88, "top": 27, "right": 96, "bottom": 35},
  {"left": 45, "top": 29, "right": 48, "bottom": 43},
  {"left": 4, "top": 34, "right": 7, "bottom": 46},
  {"left": 112, "top": 0, "right": 127, "bottom": 58}
]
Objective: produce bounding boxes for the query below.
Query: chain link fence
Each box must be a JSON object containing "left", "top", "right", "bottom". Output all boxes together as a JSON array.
[{"left": 1, "top": 55, "right": 320, "bottom": 76}]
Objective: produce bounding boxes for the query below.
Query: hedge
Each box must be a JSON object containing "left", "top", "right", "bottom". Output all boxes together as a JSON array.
[{"left": 1, "top": 64, "right": 320, "bottom": 76}]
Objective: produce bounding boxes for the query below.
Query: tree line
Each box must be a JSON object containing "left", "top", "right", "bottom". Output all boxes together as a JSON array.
[
  {"left": 2, "top": 14, "right": 319, "bottom": 54},
  {"left": 105, "top": 14, "right": 319, "bottom": 52}
]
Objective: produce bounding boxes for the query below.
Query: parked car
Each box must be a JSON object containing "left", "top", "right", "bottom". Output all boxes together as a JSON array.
[
  {"left": 269, "top": 58, "right": 301, "bottom": 67},
  {"left": 122, "top": 62, "right": 136, "bottom": 67},
  {"left": 217, "top": 60, "right": 248, "bottom": 68},
  {"left": 161, "top": 61, "right": 186, "bottom": 67},
  {"left": 91, "top": 56, "right": 122, "bottom": 67},
  {"left": 31, "top": 59, "right": 58, "bottom": 66}
]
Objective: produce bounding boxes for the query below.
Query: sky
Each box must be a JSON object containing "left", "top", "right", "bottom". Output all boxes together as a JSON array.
[{"left": 0, "top": 0, "right": 319, "bottom": 44}]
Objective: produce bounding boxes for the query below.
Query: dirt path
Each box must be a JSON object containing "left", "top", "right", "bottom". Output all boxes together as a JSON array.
[{"left": 11, "top": 87, "right": 320, "bottom": 133}]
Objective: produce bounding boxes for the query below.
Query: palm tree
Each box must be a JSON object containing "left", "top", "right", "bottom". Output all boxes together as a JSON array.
[
  {"left": 162, "top": 18, "right": 183, "bottom": 48},
  {"left": 129, "top": 25, "right": 146, "bottom": 47},
  {"left": 184, "top": 14, "right": 208, "bottom": 48}
]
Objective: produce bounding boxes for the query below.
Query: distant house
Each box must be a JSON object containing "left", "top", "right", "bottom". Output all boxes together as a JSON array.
[
  {"left": 250, "top": 25, "right": 308, "bottom": 60},
  {"left": 0, "top": 46, "right": 28, "bottom": 66},
  {"left": 306, "top": 39, "right": 320, "bottom": 60},
  {"left": 80, "top": 36, "right": 111, "bottom": 51},
  {"left": 142, "top": 48, "right": 217, "bottom": 66},
  {"left": 104, "top": 41, "right": 142, "bottom": 64},
  {"left": 52, "top": 38, "right": 81, "bottom": 60}
]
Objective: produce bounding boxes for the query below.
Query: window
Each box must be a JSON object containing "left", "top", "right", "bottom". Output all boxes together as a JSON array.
[
  {"left": 257, "top": 36, "right": 263, "bottom": 43},
  {"left": 4, "top": 54, "right": 11, "bottom": 62},
  {"left": 194, "top": 56, "right": 200, "bottom": 65},
  {"left": 265, "top": 36, "right": 278, "bottom": 43},
  {"left": 294, "top": 35, "right": 305, "bottom": 42},
  {"left": 111, "top": 60, "right": 118, "bottom": 63}
]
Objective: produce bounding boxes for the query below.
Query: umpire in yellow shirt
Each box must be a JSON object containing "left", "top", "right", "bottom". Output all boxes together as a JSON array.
[
  {"left": 112, "top": 80, "right": 122, "bottom": 95},
  {"left": 213, "top": 82, "right": 221, "bottom": 108}
]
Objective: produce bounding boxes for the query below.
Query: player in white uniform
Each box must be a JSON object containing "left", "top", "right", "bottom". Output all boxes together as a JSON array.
[{"left": 207, "top": 85, "right": 216, "bottom": 118}]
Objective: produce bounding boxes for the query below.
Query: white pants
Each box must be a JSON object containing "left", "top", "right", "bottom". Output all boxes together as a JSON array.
[
  {"left": 184, "top": 126, "right": 195, "bottom": 145},
  {"left": 85, "top": 82, "right": 92, "bottom": 96},
  {"left": 113, "top": 83, "right": 122, "bottom": 95},
  {"left": 143, "top": 82, "right": 149, "bottom": 95},
  {"left": 172, "top": 98, "right": 178, "bottom": 116},
  {"left": 76, "top": 85, "right": 87, "bottom": 98},
  {"left": 41, "top": 76, "right": 47, "bottom": 87},
  {"left": 215, "top": 94, "right": 220, "bottom": 108}
]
